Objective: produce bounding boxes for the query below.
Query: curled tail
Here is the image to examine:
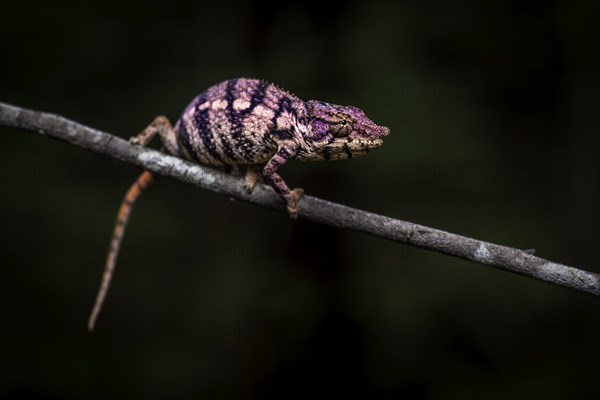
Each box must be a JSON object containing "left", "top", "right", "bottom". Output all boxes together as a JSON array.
[{"left": 88, "top": 170, "right": 155, "bottom": 331}]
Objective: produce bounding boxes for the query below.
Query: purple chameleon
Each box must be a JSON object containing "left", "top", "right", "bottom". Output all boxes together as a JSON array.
[{"left": 88, "top": 78, "right": 389, "bottom": 330}]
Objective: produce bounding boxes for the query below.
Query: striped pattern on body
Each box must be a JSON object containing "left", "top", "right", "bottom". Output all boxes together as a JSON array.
[{"left": 174, "top": 78, "right": 305, "bottom": 166}]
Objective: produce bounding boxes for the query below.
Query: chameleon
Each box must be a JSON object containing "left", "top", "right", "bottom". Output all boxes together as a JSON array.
[{"left": 88, "top": 78, "right": 389, "bottom": 331}]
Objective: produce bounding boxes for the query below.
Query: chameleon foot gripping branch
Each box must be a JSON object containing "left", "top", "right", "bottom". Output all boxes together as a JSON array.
[{"left": 87, "top": 78, "right": 389, "bottom": 330}]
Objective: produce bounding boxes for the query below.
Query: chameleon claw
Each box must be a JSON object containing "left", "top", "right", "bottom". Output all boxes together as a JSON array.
[
  {"left": 244, "top": 181, "right": 255, "bottom": 194},
  {"left": 288, "top": 208, "right": 298, "bottom": 219},
  {"left": 285, "top": 188, "right": 305, "bottom": 219},
  {"left": 291, "top": 188, "right": 304, "bottom": 202},
  {"left": 243, "top": 165, "right": 261, "bottom": 194}
]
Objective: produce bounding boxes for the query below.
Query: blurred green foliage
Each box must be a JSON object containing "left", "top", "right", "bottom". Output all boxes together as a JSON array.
[{"left": 1, "top": 0, "right": 599, "bottom": 398}]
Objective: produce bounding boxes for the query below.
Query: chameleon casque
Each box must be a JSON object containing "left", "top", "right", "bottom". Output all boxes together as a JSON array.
[{"left": 88, "top": 78, "right": 389, "bottom": 330}]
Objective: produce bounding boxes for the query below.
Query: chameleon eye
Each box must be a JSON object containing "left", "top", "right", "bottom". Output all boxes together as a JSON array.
[{"left": 331, "top": 117, "right": 353, "bottom": 137}]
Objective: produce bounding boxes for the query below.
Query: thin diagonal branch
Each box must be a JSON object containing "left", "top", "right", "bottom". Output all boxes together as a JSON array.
[{"left": 1, "top": 101, "right": 599, "bottom": 297}]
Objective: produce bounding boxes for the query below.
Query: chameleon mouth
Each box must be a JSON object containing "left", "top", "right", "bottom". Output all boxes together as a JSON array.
[
  {"left": 299, "top": 136, "right": 384, "bottom": 161},
  {"left": 346, "top": 125, "right": 388, "bottom": 149},
  {"left": 320, "top": 137, "right": 384, "bottom": 160},
  {"left": 346, "top": 137, "right": 384, "bottom": 151}
]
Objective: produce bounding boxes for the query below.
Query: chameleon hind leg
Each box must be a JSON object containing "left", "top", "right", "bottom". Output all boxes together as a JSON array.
[{"left": 130, "top": 115, "right": 178, "bottom": 155}]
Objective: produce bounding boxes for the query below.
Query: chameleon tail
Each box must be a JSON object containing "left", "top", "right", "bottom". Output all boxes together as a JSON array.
[{"left": 88, "top": 170, "right": 155, "bottom": 332}]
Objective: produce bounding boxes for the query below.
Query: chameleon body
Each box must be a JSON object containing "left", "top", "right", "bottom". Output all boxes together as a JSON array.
[{"left": 88, "top": 78, "right": 389, "bottom": 330}]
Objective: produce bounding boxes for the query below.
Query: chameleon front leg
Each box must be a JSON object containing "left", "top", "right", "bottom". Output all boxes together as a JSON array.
[{"left": 262, "top": 143, "right": 304, "bottom": 219}]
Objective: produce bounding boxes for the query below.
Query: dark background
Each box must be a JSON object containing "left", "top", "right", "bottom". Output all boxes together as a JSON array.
[{"left": 1, "top": 0, "right": 599, "bottom": 398}]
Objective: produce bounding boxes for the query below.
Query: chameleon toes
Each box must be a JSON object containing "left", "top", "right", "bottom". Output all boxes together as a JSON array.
[
  {"left": 291, "top": 188, "right": 305, "bottom": 202},
  {"left": 287, "top": 204, "right": 299, "bottom": 219},
  {"left": 243, "top": 165, "right": 261, "bottom": 194},
  {"left": 244, "top": 181, "right": 255, "bottom": 193}
]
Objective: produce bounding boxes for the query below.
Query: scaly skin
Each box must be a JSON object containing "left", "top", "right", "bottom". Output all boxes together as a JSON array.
[
  {"left": 87, "top": 78, "right": 389, "bottom": 330},
  {"left": 171, "top": 78, "right": 389, "bottom": 216}
]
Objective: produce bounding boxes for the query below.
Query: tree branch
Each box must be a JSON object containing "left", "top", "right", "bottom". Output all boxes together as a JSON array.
[{"left": 1, "top": 101, "right": 599, "bottom": 297}]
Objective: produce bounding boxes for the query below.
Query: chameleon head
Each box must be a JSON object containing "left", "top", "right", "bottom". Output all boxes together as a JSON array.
[{"left": 298, "top": 100, "right": 390, "bottom": 161}]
